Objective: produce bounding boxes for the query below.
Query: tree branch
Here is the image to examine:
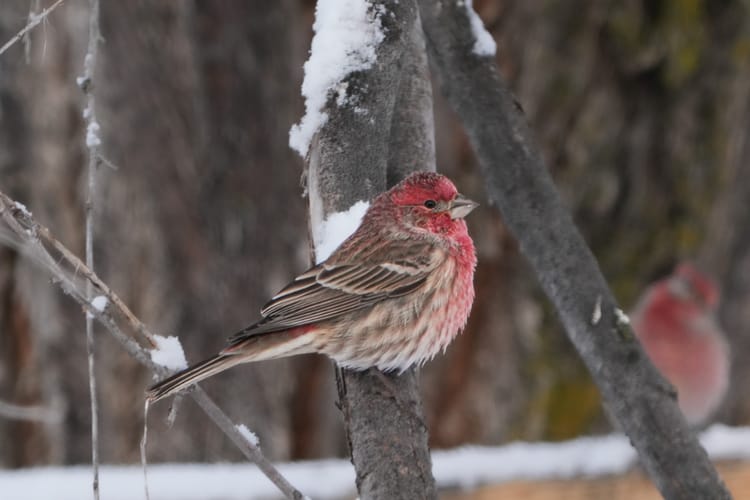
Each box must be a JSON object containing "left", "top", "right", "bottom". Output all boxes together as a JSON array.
[
  {"left": 303, "top": 0, "right": 437, "bottom": 498},
  {"left": 0, "top": 191, "right": 305, "bottom": 500},
  {"left": 80, "top": 0, "right": 102, "bottom": 495},
  {"left": 0, "top": 0, "right": 67, "bottom": 57},
  {"left": 417, "top": 1, "right": 731, "bottom": 499}
]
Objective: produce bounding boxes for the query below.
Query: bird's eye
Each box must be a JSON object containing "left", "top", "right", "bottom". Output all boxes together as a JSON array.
[{"left": 424, "top": 199, "right": 437, "bottom": 209}]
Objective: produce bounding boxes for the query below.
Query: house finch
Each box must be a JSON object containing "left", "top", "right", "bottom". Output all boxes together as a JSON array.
[
  {"left": 631, "top": 263, "right": 730, "bottom": 425},
  {"left": 147, "top": 172, "right": 478, "bottom": 403}
]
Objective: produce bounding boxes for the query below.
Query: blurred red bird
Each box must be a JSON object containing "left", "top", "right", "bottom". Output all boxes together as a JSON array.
[
  {"left": 631, "top": 263, "right": 730, "bottom": 425},
  {"left": 147, "top": 172, "right": 478, "bottom": 403}
]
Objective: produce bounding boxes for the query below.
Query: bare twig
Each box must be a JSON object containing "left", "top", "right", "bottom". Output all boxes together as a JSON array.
[
  {"left": 23, "top": 0, "right": 42, "bottom": 63},
  {"left": 0, "top": 192, "right": 305, "bottom": 500},
  {"left": 2, "top": 201, "right": 156, "bottom": 348},
  {"left": 141, "top": 401, "right": 152, "bottom": 500},
  {"left": 80, "top": 0, "right": 102, "bottom": 496},
  {"left": 189, "top": 390, "right": 304, "bottom": 499},
  {"left": 0, "top": 0, "right": 67, "bottom": 57}
]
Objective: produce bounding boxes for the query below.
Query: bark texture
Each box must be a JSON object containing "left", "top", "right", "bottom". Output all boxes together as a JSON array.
[
  {"left": 418, "top": 0, "right": 730, "bottom": 498},
  {"left": 306, "top": 1, "right": 437, "bottom": 497}
]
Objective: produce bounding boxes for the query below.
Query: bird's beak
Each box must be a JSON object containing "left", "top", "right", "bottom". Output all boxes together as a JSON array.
[{"left": 449, "top": 194, "right": 479, "bottom": 219}]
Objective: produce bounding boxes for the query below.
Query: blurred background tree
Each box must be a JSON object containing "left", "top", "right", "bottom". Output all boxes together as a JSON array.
[{"left": 0, "top": 0, "right": 748, "bottom": 467}]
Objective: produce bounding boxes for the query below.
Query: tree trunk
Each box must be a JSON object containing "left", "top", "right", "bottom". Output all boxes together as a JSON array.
[
  {"left": 418, "top": 0, "right": 731, "bottom": 497},
  {"left": 305, "top": 0, "right": 437, "bottom": 497}
]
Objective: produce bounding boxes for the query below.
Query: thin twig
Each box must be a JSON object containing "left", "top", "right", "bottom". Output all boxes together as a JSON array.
[
  {"left": 81, "top": 0, "right": 102, "bottom": 496},
  {"left": 23, "top": 0, "right": 42, "bottom": 63},
  {"left": 190, "top": 389, "right": 305, "bottom": 500},
  {"left": 141, "top": 401, "right": 151, "bottom": 500},
  {"left": 0, "top": 198, "right": 156, "bottom": 348},
  {"left": 0, "top": 191, "right": 305, "bottom": 500},
  {"left": 0, "top": 0, "right": 67, "bottom": 57},
  {"left": 97, "top": 154, "right": 119, "bottom": 171}
]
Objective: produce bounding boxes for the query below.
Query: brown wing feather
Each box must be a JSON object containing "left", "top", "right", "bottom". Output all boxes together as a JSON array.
[{"left": 227, "top": 237, "right": 440, "bottom": 343}]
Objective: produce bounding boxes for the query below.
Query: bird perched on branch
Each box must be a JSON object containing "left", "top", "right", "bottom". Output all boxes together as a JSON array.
[
  {"left": 147, "top": 172, "right": 478, "bottom": 403},
  {"left": 631, "top": 263, "right": 730, "bottom": 425}
]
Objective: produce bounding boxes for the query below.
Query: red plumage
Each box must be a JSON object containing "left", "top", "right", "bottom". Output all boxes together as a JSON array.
[
  {"left": 147, "top": 172, "right": 478, "bottom": 403},
  {"left": 631, "top": 263, "right": 730, "bottom": 425}
]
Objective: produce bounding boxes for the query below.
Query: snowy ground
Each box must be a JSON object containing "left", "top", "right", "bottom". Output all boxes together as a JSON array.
[{"left": 3, "top": 425, "right": 749, "bottom": 500}]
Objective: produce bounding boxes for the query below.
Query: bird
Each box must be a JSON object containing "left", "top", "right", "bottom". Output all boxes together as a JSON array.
[
  {"left": 147, "top": 171, "right": 478, "bottom": 403},
  {"left": 631, "top": 262, "right": 730, "bottom": 425}
]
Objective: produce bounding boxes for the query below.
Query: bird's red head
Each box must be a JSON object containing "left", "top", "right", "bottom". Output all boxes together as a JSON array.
[
  {"left": 668, "top": 262, "right": 719, "bottom": 310},
  {"left": 390, "top": 172, "right": 459, "bottom": 206},
  {"left": 387, "top": 172, "right": 478, "bottom": 231}
]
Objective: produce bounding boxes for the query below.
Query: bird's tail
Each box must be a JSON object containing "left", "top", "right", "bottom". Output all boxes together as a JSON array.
[
  {"left": 146, "top": 331, "right": 314, "bottom": 403},
  {"left": 146, "top": 354, "right": 243, "bottom": 403}
]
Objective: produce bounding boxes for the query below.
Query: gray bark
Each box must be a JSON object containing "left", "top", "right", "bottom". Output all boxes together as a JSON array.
[
  {"left": 306, "top": 0, "right": 437, "bottom": 498},
  {"left": 418, "top": 0, "right": 731, "bottom": 499}
]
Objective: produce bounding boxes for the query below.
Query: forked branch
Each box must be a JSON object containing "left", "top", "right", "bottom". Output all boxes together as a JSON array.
[{"left": 0, "top": 191, "right": 305, "bottom": 500}]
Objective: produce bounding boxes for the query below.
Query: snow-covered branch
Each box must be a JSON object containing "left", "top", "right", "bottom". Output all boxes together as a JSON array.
[
  {"left": 0, "top": 190, "right": 306, "bottom": 500},
  {"left": 300, "top": 0, "right": 437, "bottom": 498},
  {"left": 289, "top": 0, "right": 386, "bottom": 158}
]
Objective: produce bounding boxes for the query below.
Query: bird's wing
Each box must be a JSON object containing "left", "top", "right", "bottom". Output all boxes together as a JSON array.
[{"left": 227, "top": 238, "right": 439, "bottom": 342}]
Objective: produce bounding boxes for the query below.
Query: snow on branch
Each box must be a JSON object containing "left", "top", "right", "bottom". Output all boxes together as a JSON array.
[
  {"left": 149, "top": 336, "right": 189, "bottom": 372},
  {"left": 462, "top": 0, "right": 496, "bottom": 57},
  {"left": 235, "top": 424, "right": 260, "bottom": 448},
  {"left": 302, "top": 1, "right": 437, "bottom": 498},
  {"left": 91, "top": 295, "right": 108, "bottom": 312},
  {"left": 289, "top": 0, "right": 386, "bottom": 157},
  {"left": 313, "top": 200, "right": 369, "bottom": 264},
  {"left": 0, "top": 190, "right": 305, "bottom": 500}
]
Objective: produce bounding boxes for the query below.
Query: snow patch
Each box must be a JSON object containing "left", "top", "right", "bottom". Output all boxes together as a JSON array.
[
  {"left": 591, "top": 296, "right": 602, "bottom": 325},
  {"left": 2, "top": 425, "right": 750, "bottom": 499},
  {"left": 433, "top": 435, "right": 636, "bottom": 489},
  {"left": 700, "top": 423, "right": 750, "bottom": 459},
  {"left": 86, "top": 120, "right": 101, "bottom": 147},
  {"left": 289, "top": 0, "right": 385, "bottom": 157},
  {"left": 615, "top": 308, "right": 630, "bottom": 326},
  {"left": 91, "top": 295, "right": 108, "bottom": 312},
  {"left": 235, "top": 424, "right": 260, "bottom": 448},
  {"left": 0, "top": 461, "right": 356, "bottom": 500},
  {"left": 149, "top": 335, "right": 188, "bottom": 371},
  {"left": 13, "top": 201, "right": 31, "bottom": 216},
  {"left": 314, "top": 200, "right": 370, "bottom": 264},
  {"left": 463, "top": 0, "right": 496, "bottom": 57},
  {"left": 28, "top": 11, "right": 43, "bottom": 25}
]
